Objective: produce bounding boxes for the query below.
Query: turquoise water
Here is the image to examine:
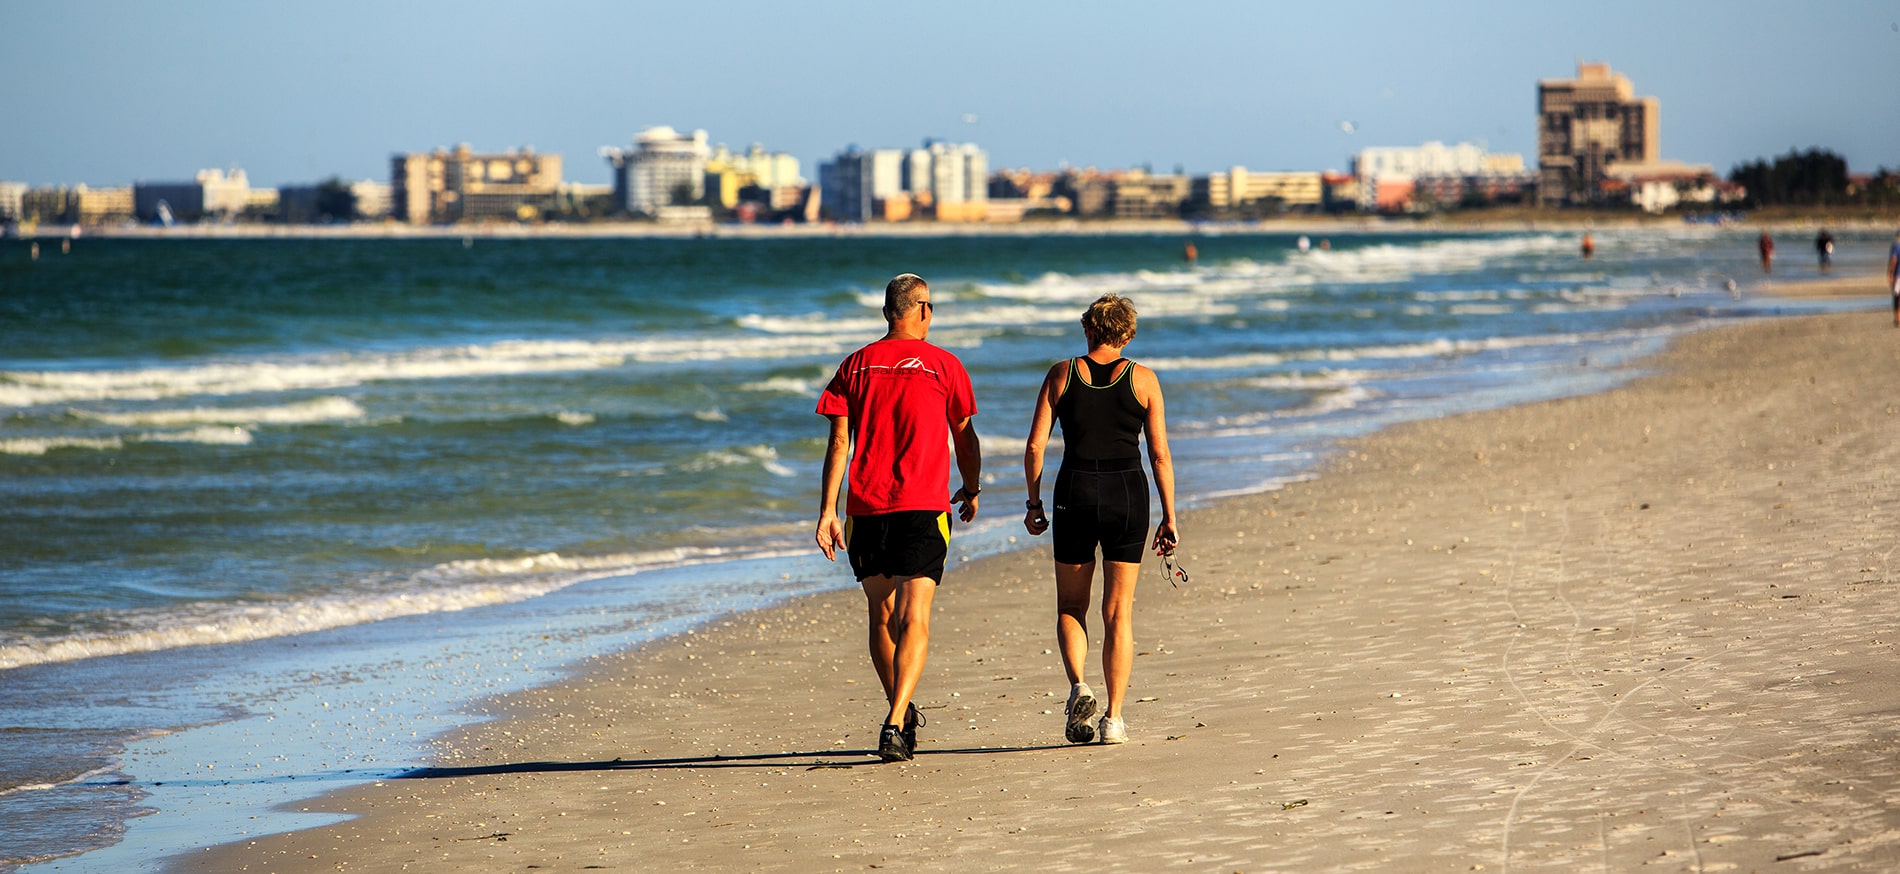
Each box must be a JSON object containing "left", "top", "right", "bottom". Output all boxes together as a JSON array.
[{"left": 0, "top": 228, "right": 1879, "bottom": 868}]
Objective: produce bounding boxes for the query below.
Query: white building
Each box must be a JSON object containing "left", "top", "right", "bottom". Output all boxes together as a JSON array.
[
  {"left": 1351, "top": 142, "right": 1524, "bottom": 209},
  {"left": 604, "top": 126, "right": 712, "bottom": 217}
]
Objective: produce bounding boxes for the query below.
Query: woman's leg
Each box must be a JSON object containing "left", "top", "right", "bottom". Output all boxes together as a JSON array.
[
  {"left": 1053, "top": 560, "right": 1096, "bottom": 685},
  {"left": 1099, "top": 560, "right": 1141, "bottom": 718}
]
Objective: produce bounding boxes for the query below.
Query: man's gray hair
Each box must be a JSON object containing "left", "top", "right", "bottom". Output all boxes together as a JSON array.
[{"left": 883, "top": 273, "right": 930, "bottom": 321}]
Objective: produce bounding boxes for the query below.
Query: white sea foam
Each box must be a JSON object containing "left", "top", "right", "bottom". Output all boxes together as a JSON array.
[
  {"left": 136, "top": 425, "right": 253, "bottom": 445},
  {"left": 1244, "top": 369, "right": 1378, "bottom": 390},
  {"left": 0, "top": 426, "right": 251, "bottom": 455},
  {"left": 679, "top": 444, "right": 796, "bottom": 477},
  {"left": 0, "top": 436, "right": 126, "bottom": 455},
  {"left": 0, "top": 764, "right": 133, "bottom": 799},
  {"left": 0, "top": 544, "right": 798, "bottom": 672},
  {"left": 0, "top": 334, "right": 858, "bottom": 407},
  {"left": 739, "top": 376, "right": 821, "bottom": 395},
  {"left": 73, "top": 396, "right": 365, "bottom": 427},
  {"left": 553, "top": 410, "right": 596, "bottom": 426},
  {"left": 1149, "top": 327, "right": 1666, "bottom": 372}
]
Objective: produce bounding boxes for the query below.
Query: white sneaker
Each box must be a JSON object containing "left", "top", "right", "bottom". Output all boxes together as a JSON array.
[
  {"left": 1098, "top": 715, "right": 1127, "bottom": 744},
  {"left": 1064, "top": 683, "right": 1098, "bottom": 744}
]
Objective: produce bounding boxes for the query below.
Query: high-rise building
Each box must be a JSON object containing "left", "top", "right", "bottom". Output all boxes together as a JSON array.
[
  {"left": 1536, "top": 62, "right": 1659, "bottom": 205},
  {"left": 603, "top": 127, "right": 711, "bottom": 218},
  {"left": 391, "top": 145, "right": 562, "bottom": 223},
  {"left": 820, "top": 140, "right": 988, "bottom": 222}
]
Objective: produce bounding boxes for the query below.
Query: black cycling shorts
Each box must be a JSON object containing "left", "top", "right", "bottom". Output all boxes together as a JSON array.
[
  {"left": 846, "top": 510, "right": 950, "bottom": 583},
  {"left": 1052, "top": 464, "right": 1150, "bottom": 565}
]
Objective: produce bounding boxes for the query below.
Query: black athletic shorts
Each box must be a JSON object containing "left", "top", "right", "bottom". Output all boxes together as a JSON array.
[
  {"left": 846, "top": 510, "right": 950, "bottom": 583},
  {"left": 1052, "top": 461, "right": 1150, "bottom": 565}
]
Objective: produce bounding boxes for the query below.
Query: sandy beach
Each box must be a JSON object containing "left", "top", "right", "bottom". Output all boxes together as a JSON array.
[{"left": 185, "top": 296, "right": 1900, "bottom": 872}]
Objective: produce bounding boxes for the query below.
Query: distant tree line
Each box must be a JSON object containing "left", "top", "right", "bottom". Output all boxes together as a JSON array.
[{"left": 1728, "top": 148, "right": 1900, "bottom": 208}]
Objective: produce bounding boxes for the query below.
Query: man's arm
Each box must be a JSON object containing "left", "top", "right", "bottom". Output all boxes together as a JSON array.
[
  {"left": 949, "top": 416, "right": 981, "bottom": 523},
  {"left": 815, "top": 413, "right": 850, "bottom": 561}
]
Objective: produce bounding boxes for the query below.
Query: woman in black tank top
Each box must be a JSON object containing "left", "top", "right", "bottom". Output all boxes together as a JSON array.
[{"left": 1021, "top": 293, "right": 1178, "bottom": 745}]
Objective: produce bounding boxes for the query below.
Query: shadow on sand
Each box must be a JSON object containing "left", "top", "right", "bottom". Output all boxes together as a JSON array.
[{"left": 398, "top": 743, "right": 1074, "bottom": 777}]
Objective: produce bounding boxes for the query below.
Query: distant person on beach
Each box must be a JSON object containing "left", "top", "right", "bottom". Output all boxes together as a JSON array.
[
  {"left": 1758, "top": 231, "right": 1775, "bottom": 273},
  {"left": 814, "top": 273, "right": 982, "bottom": 763},
  {"left": 1888, "top": 230, "right": 1900, "bottom": 327},
  {"left": 1816, "top": 229, "right": 1834, "bottom": 272},
  {"left": 1581, "top": 234, "right": 1595, "bottom": 259},
  {"left": 1022, "top": 294, "right": 1178, "bottom": 746}
]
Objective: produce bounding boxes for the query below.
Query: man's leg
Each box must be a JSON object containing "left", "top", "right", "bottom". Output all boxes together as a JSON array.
[
  {"left": 861, "top": 574, "right": 898, "bottom": 706},
  {"left": 881, "top": 574, "right": 936, "bottom": 727}
]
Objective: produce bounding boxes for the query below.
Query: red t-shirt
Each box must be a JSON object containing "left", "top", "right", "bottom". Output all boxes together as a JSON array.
[{"left": 817, "top": 338, "right": 977, "bottom": 517}]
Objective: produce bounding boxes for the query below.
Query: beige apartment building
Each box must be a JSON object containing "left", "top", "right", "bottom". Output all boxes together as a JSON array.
[
  {"left": 392, "top": 145, "right": 562, "bottom": 223},
  {"left": 21, "top": 185, "right": 134, "bottom": 225},
  {"left": 1197, "top": 168, "right": 1324, "bottom": 211},
  {"left": 1536, "top": 62, "right": 1659, "bottom": 205}
]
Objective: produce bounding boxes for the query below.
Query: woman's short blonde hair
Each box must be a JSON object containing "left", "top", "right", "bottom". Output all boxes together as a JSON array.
[{"left": 1081, "top": 294, "right": 1137, "bottom": 347}]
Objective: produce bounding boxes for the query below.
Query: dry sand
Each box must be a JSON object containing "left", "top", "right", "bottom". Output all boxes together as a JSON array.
[{"left": 186, "top": 300, "right": 1900, "bottom": 873}]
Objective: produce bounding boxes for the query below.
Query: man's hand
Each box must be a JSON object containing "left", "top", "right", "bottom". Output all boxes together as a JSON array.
[
  {"left": 816, "top": 513, "right": 845, "bottom": 561},
  {"left": 951, "top": 486, "right": 980, "bottom": 523}
]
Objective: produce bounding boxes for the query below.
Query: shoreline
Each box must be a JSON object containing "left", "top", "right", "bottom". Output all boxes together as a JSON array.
[
  {"left": 179, "top": 296, "right": 1900, "bottom": 871},
  {"left": 14, "top": 215, "right": 1900, "bottom": 242}
]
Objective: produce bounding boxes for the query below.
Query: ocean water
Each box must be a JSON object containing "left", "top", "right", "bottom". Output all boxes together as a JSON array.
[{"left": 0, "top": 227, "right": 1880, "bottom": 869}]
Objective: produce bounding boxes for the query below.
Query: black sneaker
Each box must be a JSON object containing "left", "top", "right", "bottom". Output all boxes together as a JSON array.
[
  {"left": 877, "top": 723, "right": 912, "bottom": 762},
  {"left": 902, "top": 702, "right": 926, "bottom": 751}
]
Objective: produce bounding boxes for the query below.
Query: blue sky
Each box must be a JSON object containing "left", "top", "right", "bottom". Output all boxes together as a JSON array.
[{"left": 4, "top": 0, "right": 1896, "bottom": 187}]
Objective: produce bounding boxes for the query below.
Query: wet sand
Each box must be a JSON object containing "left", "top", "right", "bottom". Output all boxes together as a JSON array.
[{"left": 185, "top": 295, "right": 1900, "bottom": 872}]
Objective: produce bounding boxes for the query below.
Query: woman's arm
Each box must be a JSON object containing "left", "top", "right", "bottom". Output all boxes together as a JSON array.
[
  {"left": 1134, "top": 365, "right": 1178, "bottom": 551},
  {"left": 1021, "top": 362, "right": 1065, "bottom": 535}
]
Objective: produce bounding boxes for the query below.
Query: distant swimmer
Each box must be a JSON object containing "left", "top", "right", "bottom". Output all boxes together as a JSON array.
[
  {"left": 1183, "top": 241, "right": 1198, "bottom": 264},
  {"left": 1581, "top": 234, "right": 1595, "bottom": 260},
  {"left": 1758, "top": 231, "right": 1775, "bottom": 273},
  {"left": 1297, "top": 235, "right": 1311, "bottom": 253},
  {"left": 1319, "top": 238, "right": 1331, "bottom": 251},
  {"left": 1888, "top": 229, "right": 1899, "bottom": 327},
  {"left": 1816, "top": 229, "right": 1834, "bottom": 272}
]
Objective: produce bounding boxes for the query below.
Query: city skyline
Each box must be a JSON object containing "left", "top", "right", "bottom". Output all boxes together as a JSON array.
[{"left": 3, "top": 0, "right": 1896, "bottom": 189}]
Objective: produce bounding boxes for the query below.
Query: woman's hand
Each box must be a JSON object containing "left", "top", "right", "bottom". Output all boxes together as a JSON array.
[
  {"left": 1023, "top": 501, "right": 1049, "bottom": 536},
  {"left": 1151, "top": 519, "right": 1179, "bottom": 555}
]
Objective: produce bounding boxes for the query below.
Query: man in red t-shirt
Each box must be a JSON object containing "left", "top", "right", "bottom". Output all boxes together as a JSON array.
[{"left": 815, "top": 273, "right": 981, "bottom": 763}]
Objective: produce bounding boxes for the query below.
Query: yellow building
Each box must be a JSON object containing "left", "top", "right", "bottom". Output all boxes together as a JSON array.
[
  {"left": 21, "top": 185, "right": 134, "bottom": 225},
  {"left": 392, "top": 144, "right": 562, "bottom": 223},
  {"left": 1201, "top": 168, "right": 1324, "bottom": 211}
]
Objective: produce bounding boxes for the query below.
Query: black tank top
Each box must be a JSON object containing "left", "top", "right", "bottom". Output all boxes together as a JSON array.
[{"left": 1053, "top": 357, "right": 1145, "bottom": 463}]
